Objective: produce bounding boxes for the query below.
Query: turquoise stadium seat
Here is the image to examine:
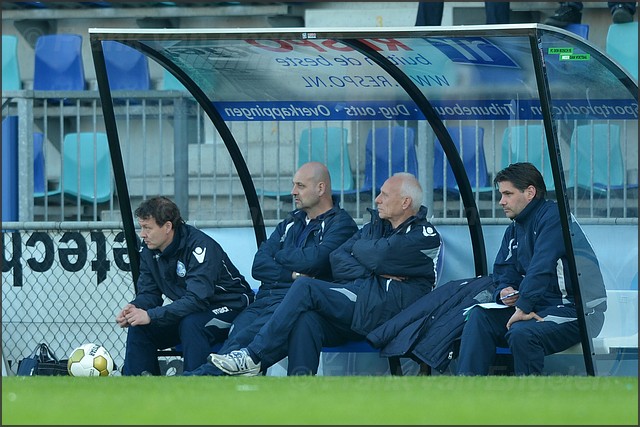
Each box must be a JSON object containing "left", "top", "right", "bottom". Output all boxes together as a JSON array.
[
  {"left": 567, "top": 123, "right": 630, "bottom": 195},
  {"left": 299, "top": 127, "right": 353, "bottom": 192},
  {"left": 35, "top": 132, "right": 112, "bottom": 203},
  {"left": 2, "top": 35, "right": 21, "bottom": 90},
  {"left": 162, "top": 68, "right": 188, "bottom": 91},
  {"left": 102, "top": 40, "right": 151, "bottom": 90},
  {"left": 606, "top": 22, "right": 638, "bottom": 80},
  {"left": 501, "top": 124, "right": 555, "bottom": 191},
  {"left": 33, "top": 34, "right": 85, "bottom": 91},
  {"left": 259, "top": 126, "right": 353, "bottom": 197}
]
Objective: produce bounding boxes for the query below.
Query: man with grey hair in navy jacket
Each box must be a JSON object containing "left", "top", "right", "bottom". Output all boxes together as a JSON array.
[{"left": 208, "top": 172, "right": 442, "bottom": 376}]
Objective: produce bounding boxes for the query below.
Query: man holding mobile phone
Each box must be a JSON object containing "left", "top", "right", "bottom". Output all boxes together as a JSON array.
[
  {"left": 499, "top": 290, "right": 519, "bottom": 302},
  {"left": 456, "top": 163, "right": 605, "bottom": 376}
]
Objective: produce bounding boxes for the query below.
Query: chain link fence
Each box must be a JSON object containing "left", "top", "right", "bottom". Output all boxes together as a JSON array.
[{"left": 2, "top": 222, "right": 133, "bottom": 374}]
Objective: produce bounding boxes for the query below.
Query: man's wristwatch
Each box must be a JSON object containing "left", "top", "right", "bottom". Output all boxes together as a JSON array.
[{"left": 293, "top": 272, "right": 301, "bottom": 280}]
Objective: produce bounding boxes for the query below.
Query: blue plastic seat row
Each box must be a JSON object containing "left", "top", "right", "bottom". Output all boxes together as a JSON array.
[
  {"left": 6, "top": 32, "right": 191, "bottom": 92},
  {"left": 32, "top": 34, "right": 153, "bottom": 92},
  {"left": 258, "top": 125, "right": 419, "bottom": 199},
  {"left": 502, "top": 123, "right": 633, "bottom": 195}
]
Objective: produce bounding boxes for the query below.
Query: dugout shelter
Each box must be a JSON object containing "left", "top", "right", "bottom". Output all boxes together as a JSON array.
[{"left": 89, "top": 24, "right": 638, "bottom": 376}]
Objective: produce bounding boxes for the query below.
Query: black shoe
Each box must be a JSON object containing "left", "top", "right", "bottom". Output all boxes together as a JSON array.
[
  {"left": 611, "top": 4, "right": 633, "bottom": 24},
  {"left": 544, "top": 5, "right": 582, "bottom": 27}
]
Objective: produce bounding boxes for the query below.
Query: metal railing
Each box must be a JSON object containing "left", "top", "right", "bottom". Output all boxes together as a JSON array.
[{"left": 3, "top": 90, "right": 637, "bottom": 225}]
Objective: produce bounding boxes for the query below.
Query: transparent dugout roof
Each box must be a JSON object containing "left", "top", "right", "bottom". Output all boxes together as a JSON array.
[
  {"left": 89, "top": 24, "right": 638, "bottom": 376},
  {"left": 91, "top": 25, "right": 636, "bottom": 119}
]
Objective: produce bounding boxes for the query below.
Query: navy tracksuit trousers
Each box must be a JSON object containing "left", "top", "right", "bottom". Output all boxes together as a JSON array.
[
  {"left": 123, "top": 308, "right": 237, "bottom": 375},
  {"left": 247, "top": 277, "right": 364, "bottom": 375},
  {"left": 218, "top": 289, "right": 288, "bottom": 359},
  {"left": 456, "top": 305, "right": 604, "bottom": 375}
]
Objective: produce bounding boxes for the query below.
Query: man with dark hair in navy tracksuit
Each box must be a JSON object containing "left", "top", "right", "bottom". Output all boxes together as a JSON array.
[
  {"left": 116, "top": 196, "right": 255, "bottom": 375},
  {"left": 208, "top": 172, "right": 442, "bottom": 376},
  {"left": 184, "top": 161, "right": 358, "bottom": 375},
  {"left": 456, "top": 162, "right": 606, "bottom": 375}
]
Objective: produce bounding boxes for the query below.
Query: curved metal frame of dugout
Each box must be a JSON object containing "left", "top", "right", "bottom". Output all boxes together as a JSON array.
[{"left": 89, "top": 24, "right": 638, "bottom": 376}]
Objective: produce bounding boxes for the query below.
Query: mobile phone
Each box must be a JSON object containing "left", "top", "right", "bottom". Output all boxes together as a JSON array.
[{"left": 500, "top": 290, "right": 519, "bottom": 300}]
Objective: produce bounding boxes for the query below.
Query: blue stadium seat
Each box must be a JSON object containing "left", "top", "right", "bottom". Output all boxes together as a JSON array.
[
  {"left": 2, "top": 116, "right": 19, "bottom": 221},
  {"left": 33, "top": 133, "right": 46, "bottom": 195},
  {"left": 606, "top": 22, "right": 638, "bottom": 80},
  {"left": 501, "top": 124, "right": 555, "bottom": 191},
  {"left": 565, "top": 23, "right": 589, "bottom": 39},
  {"left": 434, "top": 126, "right": 490, "bottom": 196},
  {"left": 35, "top": 132, "right": 112, "bottom": 204},
  {"left": 349, "top": 126, "right": 418, "bottom": 197},
  {"left": 102, "top": 40, "right": 151, "bottom": 90},
  {"left": 2, "top": 35, "right": 21, "bottom": 90},
  {"left": 33, "top": 34, "right": 85, "bottom": 91}
]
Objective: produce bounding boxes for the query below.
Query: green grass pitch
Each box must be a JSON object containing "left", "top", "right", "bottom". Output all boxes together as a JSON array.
[{"left": 2, "top": 375, "right": 638, "bottom": 425}]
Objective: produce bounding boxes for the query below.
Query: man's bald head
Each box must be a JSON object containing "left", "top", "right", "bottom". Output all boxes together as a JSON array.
[
  {"left": 291, "top": 162, "right": 334, "bottom": 219},
  {"left": 298, "top": 161, "right": 332, "bottom": 189}
]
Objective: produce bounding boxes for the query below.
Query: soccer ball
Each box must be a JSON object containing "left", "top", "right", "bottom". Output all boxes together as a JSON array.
[{"left": 67, "top": 343, "right": 114, "bottom": 377}]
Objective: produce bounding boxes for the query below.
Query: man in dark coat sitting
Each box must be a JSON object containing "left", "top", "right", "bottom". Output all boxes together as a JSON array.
[{"left": 208, "top": 172, "right": 442, "bottom": 376}]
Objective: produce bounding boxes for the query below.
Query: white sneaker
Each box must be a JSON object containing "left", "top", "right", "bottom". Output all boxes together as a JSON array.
[{"left": 208, "top": 349, "right": 261, "bottom": 376}]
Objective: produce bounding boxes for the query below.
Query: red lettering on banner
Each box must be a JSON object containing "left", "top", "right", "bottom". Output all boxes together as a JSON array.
[
  {"left": 321, "top": 40, "right": 353, "bottom": 52},
  {"left": 365, "top": 39, "right": 413, "bottom": 52}
]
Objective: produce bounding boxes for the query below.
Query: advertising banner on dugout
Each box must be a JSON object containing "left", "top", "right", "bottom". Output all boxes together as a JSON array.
[
  {"left": 150, "top": 35, "right": 541, "bottom": 102},
  {"left": 148, "top": 34, "right": 637, "bottom": 122}
]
